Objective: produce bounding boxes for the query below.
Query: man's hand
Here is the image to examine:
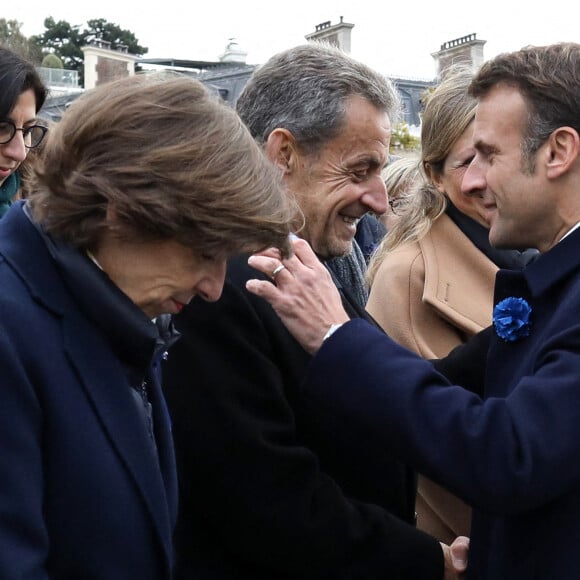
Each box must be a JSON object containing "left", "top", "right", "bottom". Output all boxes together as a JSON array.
[
  {"left": 247, "top": 237, "right": 349, "bottom": 353},
  {"left": 441, "top": 536, "right": 469, "bottom": 579}
]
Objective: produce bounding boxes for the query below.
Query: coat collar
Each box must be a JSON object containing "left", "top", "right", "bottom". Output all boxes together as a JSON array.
[
  {"left": 419, "top": 214, "right": 498, "bottom": 333},
  {"left": 0, "top": 201, "right": 66, "bottom": 313},
  {"left": 524, "top": 225, "right": 580, "bottom": 297}
]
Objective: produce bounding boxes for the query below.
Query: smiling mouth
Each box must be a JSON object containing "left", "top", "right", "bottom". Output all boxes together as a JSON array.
[{"left": 341, "top": 215, "right": 360, "bottom": 226}]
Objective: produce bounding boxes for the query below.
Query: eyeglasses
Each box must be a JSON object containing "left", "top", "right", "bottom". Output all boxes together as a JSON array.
[{"left": 0, "top": 119, "right": 48, "bottom": 149}]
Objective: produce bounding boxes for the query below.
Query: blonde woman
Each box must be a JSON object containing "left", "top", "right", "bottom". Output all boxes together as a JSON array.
[{"left": 366, "top": 65, "right": 537, "bottom": 544}]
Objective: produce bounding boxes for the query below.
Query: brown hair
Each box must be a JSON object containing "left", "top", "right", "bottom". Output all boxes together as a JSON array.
[
  {"left": 29, "top": 72, "right": 295, "bottom": 256},
  {"left": 470, "top": 42, "right": 580, "bottom": 172}
]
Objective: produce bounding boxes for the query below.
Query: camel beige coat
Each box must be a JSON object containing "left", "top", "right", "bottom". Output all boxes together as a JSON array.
[{"left": 366, "top": 213, "right": 497, "bottom": 544}]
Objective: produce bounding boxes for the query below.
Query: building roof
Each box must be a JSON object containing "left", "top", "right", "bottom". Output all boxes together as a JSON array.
[{"left": 137, "top": 58, "right": 236, "bottom": 71}]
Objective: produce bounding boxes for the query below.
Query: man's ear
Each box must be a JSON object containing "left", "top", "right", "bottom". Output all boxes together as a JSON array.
[
  {"left": 105, "top": 202, "right": 117, "bottom": 223},
  {"left": 545, "top": 127, "right": 580, "bottom": 179},
  {"left": 265, "top": 128, "right": 299, "bottom": 174}
]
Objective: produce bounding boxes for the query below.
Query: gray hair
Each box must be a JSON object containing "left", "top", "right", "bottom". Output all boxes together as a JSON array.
[{"left": 236, "top": 42, "right": 400, "bottom": 155}]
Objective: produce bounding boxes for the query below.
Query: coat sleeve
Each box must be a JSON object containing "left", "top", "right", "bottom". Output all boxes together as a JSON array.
[
  {"left": 0, "top": 298, "right": 50, "bottom": 579},
  {"left": 162, "top": 266, "right": 444, "bottom": 579},
  {"left": 303, "top": 318, "right": 580, "bottom": 514},
  {"left": 432, "top": 326, "right": 492, "bottom": 396}
]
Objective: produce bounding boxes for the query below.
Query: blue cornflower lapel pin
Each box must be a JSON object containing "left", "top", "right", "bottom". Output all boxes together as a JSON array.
[{"left": 493, "top": 297, "right": 532, "bottom": 342}]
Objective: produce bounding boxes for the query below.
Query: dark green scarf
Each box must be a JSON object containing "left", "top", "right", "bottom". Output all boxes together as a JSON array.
[{"left": 0, "top": 172, "right": 20, "bottom": 218}]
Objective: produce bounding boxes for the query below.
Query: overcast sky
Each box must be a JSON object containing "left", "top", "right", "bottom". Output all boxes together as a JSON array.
[{"left": 4, "top": 1, "right": 578, "bottom": 79}]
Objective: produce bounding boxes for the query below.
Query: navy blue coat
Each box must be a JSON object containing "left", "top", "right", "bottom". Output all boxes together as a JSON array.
[
  {"left": 0, "top": 203, "right": 178, "bottom": 579},
  {"left": 302, "top": 226, "right": 580, "bottom": 578},
  {"left": 163, "top": 255, "right": 443, "bottom": 579}
]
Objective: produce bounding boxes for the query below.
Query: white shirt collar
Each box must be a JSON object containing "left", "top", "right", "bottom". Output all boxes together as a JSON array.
[{"left": 560, "top": 221, "right": 580, "bottom": 243}]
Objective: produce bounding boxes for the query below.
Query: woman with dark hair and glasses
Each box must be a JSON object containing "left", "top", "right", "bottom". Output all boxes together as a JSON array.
[{"left": 0, "top": 46, "right": 47, "bottom": 216}]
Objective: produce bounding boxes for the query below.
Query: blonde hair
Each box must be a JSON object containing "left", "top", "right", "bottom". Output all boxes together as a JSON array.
[{"left": 383, "top": 155, "right": 422, "bottom": 211}]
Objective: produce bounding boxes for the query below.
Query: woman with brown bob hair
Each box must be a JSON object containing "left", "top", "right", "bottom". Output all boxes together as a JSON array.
[
  {"left": 0, "top": 72, "right": 294, "bottom": 578},
  {"left": 30, "top": 72, "right": 292, "bottom": 258}
]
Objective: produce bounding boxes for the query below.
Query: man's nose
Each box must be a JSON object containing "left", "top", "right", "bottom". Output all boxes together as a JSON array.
[
  {"left": 196, "top": 259, "right": 227, "bottom": 302},
  {"left": 462, "top": 158, "right": 486, "bottom": 197},
  {"left": 362, "top": 176, "right": 388, "bottom": 215}
]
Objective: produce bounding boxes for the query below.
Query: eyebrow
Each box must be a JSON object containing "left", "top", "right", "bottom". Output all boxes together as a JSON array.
[
  {"left": 473, "top": 139, "right": 498, "bottom": 156},
  {"left": 350, "top": 154, "right": 385, "bottom": 170},
  {"left": 6, "top": 115, "right": 39, "bottom": 127}
]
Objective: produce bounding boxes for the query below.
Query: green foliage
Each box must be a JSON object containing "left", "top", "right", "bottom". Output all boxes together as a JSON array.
[
  {"left": 41, "top": 53, "right": 64, "bottom": 68},
  {"left": 0, "top": 18, "right": 43, "bottom": 63},
  {"left": 84, "top": 18, "right": 146, "bottom": 55},
  {"left": 390, "top": 122, "right": 420, "bottom": 152},
  {"left": 31, "top": 17, "right": 83, "bottom": 72},
  {"left": 29, "top": 16, "right": 148, "bottom": 83}
]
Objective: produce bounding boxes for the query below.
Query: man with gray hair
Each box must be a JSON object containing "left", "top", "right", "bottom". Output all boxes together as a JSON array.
[{"left": 163, "top": 43, "right": 467, "bottom": 579}]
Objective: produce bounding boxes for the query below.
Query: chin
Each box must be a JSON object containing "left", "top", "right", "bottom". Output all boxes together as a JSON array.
[
  {"left": 489, "top": 231, "right": 520, "bottom": 250},
  {"left": 330, "top": 239, "right": 354, "bottom": 257},
  {"left": 313, "top": 235, "right": 353, "bottom": 260}
]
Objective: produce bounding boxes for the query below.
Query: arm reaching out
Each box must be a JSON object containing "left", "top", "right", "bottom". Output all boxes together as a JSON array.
[{"left": 247, "top": 238, "right": 349, "bottom": 353}]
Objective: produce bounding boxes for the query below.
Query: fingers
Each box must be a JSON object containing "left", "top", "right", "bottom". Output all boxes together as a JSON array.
[
  {"left": 245, "top": 278, "right": 281, "bottom": 302},
  {"left": 250, "top": 237, "right": 321, "bottom": 277},
  {"left": 441, "top": 538, "right": 469, "bottom": 580},
  {"left": 246, "top": 236, "right": 350, "bottom": 354},
  {"left": 290, "top": 237, "right": 323, "bottom": 268},
  {"left": 271, "top": 264, "right": 286, "bottom": 279},
  {"left": 247, "top": 255, "right": 285, "bottom": 280},
  {"left": 450, "top": 536, "right": 469, "bottom": 572},
  {"left": 253, "top": 246, "right": 283, "bottom": 260}
]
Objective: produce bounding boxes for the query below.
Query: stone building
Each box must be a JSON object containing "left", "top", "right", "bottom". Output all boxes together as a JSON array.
[
  {"left": 432, "top": 33, "right": 486, "bottom": 78},
  {"left": 305, "top": 17, "right": 354, "bottom": 53},
  {"left": 40, "top": 22, "right": 486, "bottom": 130},
  {"left": 81, "top": 39, "right": 139, "bottom": 89}
]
